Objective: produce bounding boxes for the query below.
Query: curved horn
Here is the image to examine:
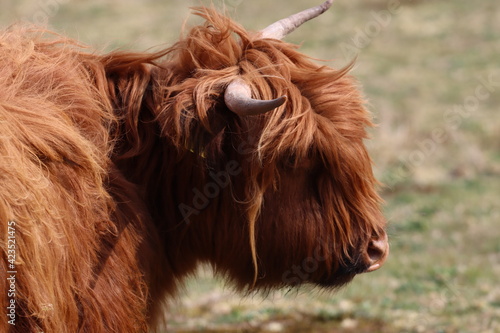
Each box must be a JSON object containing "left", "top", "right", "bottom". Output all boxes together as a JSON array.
[
  {"left": 224, "top": 79, "right": 287, "bottom": 116},
  {"left": 259, "top": 0, "right": 334, "bottom": 40},
  {"left": 224, "top": 2, "right": 331, "bottom": 115}
]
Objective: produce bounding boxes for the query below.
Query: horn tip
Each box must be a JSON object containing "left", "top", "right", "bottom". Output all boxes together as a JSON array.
[{"left": 277, "top": 95, "right": 287, "bottom": 106}]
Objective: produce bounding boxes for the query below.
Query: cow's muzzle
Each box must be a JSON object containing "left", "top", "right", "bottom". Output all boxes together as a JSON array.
[{"left": 365, "top": 232, "right": 389, "bottom": 272}]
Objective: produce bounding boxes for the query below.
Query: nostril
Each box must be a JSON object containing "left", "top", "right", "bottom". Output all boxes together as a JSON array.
[
  {"left": 366, "top": 235, "right": 389, "bottom": 272},
  {"left": 367, "top": 241, "right": 384, "bottom": 262}
]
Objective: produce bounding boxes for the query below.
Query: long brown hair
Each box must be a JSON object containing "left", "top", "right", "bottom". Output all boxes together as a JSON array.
[{"left": 0, "top": 6, "right": 386, "bottom": 332}]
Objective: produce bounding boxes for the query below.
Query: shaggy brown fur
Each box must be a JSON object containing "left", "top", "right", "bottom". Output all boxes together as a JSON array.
[{"left": 0, "top": 7, "right": 387, "bottom": 332}]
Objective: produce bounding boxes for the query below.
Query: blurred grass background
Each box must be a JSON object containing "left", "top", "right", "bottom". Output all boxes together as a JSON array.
[{"left": 1, "top": 0, "right": 499, "bottom": 332}]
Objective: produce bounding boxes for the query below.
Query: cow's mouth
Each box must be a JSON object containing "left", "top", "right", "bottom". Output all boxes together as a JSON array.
[
  {"left": 315, "top": 270, "right": 357, "bottom": 289},
  {"left": 313, "top": 249, "right": 382, "bottom": 288}
]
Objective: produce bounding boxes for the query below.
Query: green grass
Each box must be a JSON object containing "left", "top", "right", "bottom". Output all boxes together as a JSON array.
[{"left": 2, "top": 0, "right": 499, "bottom": 332}]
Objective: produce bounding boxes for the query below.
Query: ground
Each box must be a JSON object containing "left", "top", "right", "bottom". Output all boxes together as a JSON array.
[{"left": 1, "top": 0, "right": 499, "bottom": 332}]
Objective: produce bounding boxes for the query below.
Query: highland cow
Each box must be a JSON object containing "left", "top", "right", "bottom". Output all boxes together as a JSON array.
[{"left": 0, "top": 1, "right": 388, "bottom": 332}]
